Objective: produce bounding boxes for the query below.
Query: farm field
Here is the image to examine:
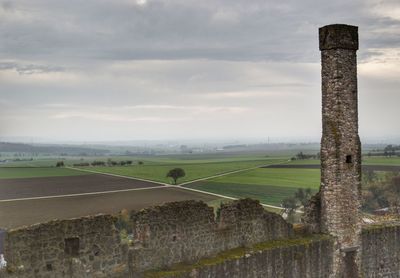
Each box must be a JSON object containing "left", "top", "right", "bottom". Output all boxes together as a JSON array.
[
  {"left": 283, "top": 157, "right": 400, "bottom": 166},
  {"left": 185, "top": 168, "right": 320, "bottom": 206},
  {"left": 1, "top": 152, "right": 398, "bottom": 228},
  {"left": 82, "top": 157, "right": 286, "bottom": 184},
  {"left": 183, "top": 156, "right": 399, "bottom": 207},
  {"left": 263, "top": 164, "right": 400, "bottom": 172},
  {"left": 0, "top": 173, "right": 165, "bottom": 200},
  {"left": 284, "top": 159, "right": 319, "bottom": 165},
  {"left": 0, "top": 187, "right": 221, "bottom": 229},
  {"left": 363, "top": 156, "right": 400, "bottom": 165},
  {"left": 0, "top": 153, "right": 288, "bottom": 167},
  {"left": 0, "top": 167, "right": 87, "bottom": 179},
  {"left": 125, "top": 154, "right": 287, "bottom": 164},
  {"left": 206, "top": 168, "right": 320, "bottom": 188}
]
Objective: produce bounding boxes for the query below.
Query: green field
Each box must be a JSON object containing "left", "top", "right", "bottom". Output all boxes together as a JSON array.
[
  {"left": 0, "top": 154, "right": 287, "bottom": 167},
  {"left": 2, "top": 153, "right": 398, "bottom": 207},
  {"left": 284, "top": 157, "right": 400, "bottom": 166},
  {"left": 129, "top": 154, "right": 287, "bottom": 164},
  {"left": 0, "top": 167, "right": 89, "bottom": 179},
  {"left": 209, "top": 168, "right": 320, "bottom": 188},
  {"left": 185, "top": 168, "right": 320, "bottom": 206},
  {"left": 363, "top": 156, "right": 400, "bottom": 165},
  {"left": 84, "top": 158, "right": 285, "bottom": 184},
  {"left": 285, "top": 159, "right": 319, "bottom": 165}
]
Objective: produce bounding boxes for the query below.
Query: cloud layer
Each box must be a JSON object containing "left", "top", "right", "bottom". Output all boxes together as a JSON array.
[{"left": 0, "top": 0, "right": 399, "bottom": 141}]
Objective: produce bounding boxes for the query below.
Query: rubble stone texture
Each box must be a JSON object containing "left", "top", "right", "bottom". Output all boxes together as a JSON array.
[
  {"left": 2, "top": 214, "right": 128, "bottom": 278},
  {"left": 1, "top": 201, "right": 400, "bottom": 277},
  {"left": 361, "top": 224, "right": 400, "bottom": 277},
  {"left": 319, "top": 24, "right": 362, "bottom": 277},
  {"left": 128, "top": 199, "right": 292, "bottom": 273},
  {"left": 144, "top": 236, "right": 335, "bottom": 278}
]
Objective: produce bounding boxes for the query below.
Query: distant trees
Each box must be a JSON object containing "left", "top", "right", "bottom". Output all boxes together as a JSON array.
[
  {"left": 73, "top": 162, "right": 90, "bottom": 167},
  {"left": 367, "top": 145, "right": 400, "bottom": 157},
  {"left": 56, "top": 161, "right": 64, "bottom": 167},
  {"left": 290, "top": 152, "right": 319, "bottom": 161},
  {"left": 362, "top": 171, "right": 400, "bottom": 213},
  {"left": 138, "top": 161, "right": 144, "bottom": 165},
  {"left": 363, "top": 169, "right": 377, "bottom": 183},
  {"left": 105, "top": 159, "right": 135, "bottom": 166},
  {"left": 294, "top": 188, "right": 313, "bottom": 207},
  {"left": 166, "top": 168, "right": 186, "bottom": 184},
  {"left": 91, "top": 161, "right": 106, "bottom": 166},
  {"left": 281, "top": 187, "right": 313, "bottom": 223},
  {"left": 384, "top": 145, "right": 399, "bottom": 157},
  {"left": 281, "top": 197, "right": 298, "bottom": 223}
]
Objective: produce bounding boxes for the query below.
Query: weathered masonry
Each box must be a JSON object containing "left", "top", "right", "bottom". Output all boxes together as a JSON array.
[
  {"left": 1, "top": 199, "right": 400, "bottom": 277},
  {"left": 319, "top": 24, "right": 362, "bottom": 277},
  {"left": 0, "top": 24, "right": 399, "bottom": 278},
  {"left": 0, "top": 199, "right": 297, "bottom": 277}
]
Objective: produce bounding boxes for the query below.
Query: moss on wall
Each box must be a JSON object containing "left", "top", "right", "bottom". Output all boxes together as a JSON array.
[{"left": 144, "top": 234, "right": 333, "bottom": 278}]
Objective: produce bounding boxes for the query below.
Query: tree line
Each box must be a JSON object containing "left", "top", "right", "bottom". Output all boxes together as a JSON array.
[
  {"left": 362, "top": 169, "right": 400, "bottom": 214},
  {"left": 56, "top": 160, "right": 144, "bottom": 167}
]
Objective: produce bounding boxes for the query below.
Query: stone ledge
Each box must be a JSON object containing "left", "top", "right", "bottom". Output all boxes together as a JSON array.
[{"left": 319, "top": 24, "right": 358, "bottom": 50}]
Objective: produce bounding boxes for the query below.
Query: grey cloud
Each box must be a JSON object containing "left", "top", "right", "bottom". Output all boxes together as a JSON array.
[
  {"left": 0, "top": 0, "right": 399, "bottom": 141},
  {"left": 1, "top": 0, "right": 399, "bottom": 63},
  {"left": 0, "top": 62, "right": 64, "bottom": 74},
  {"left": 1, "top": 1, "right": 12, "bottom": 10},
  {"left": 250, "top": 83, "right": 312, "bottom": 88}
]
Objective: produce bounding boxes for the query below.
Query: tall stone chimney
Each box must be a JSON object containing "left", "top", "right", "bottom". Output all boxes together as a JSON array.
[{"left": 319, "top": 24, "right": 362, "bottom": 277}]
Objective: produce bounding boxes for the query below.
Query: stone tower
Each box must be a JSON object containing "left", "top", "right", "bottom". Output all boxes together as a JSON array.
[{"left": 319, "top": 24, "right": 362, "bottom": 277}]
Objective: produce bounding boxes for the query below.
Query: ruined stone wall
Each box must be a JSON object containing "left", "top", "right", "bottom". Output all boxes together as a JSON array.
[
  {"left": 128, "top": 200, "right": 218, "bottom": 272},
  {"left": 144, "top": 235, "right": 334, "bottom": 278},
  {"left": 1, "top": 200, "right": 400, "bottom": 277},
  {"left": 144, "top": 222, "right": 400, "bottom": 278},
  {"left": 0, "top": 199, "right": 292, "bottom": 277},
  {"left": 128, "top": 199, "right": 293, "bottom": 273},
  {"left": 361, "top": 223, "right": 400, "bottom": 277},
  {"left": 2, "top": 214, "right": 128, "bottom": 278}
]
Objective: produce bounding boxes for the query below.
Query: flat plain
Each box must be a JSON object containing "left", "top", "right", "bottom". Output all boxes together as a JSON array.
[
  {"left": 83, "top": 156, "right": 285, "bottom": 184},
  {"left": 1, "top": 154, "right": 399, "bottom": 228},
  {"left": 0, "top": 187, "right": 219, "bottom": 229},
  {"left": 0, "top": 167, "right": 87, "bottom": 179},
  {"left": 0, "top": 173, "right": 165, "bottom": 200},
  {"left": 185, "top": 168, "right": 320, "bottom": 206}
]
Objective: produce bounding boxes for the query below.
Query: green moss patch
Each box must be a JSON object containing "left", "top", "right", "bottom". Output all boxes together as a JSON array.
[
  {"left": 362, "top": 222, "right": 400, "bottom": 234},
  {"left": 144, "top": 234, "right": 332, "bottom": 277}
]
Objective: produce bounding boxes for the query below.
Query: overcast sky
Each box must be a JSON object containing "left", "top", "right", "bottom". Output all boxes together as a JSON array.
[{"left": 0, "top": 0, "right": 399, "bottom": 143}]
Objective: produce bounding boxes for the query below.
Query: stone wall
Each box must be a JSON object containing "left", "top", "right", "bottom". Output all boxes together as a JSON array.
[
  {"left": 361, "top": 223, "right": 400, "bottom": 277},
  {"left": 2, "top": 199, "right": 400, "bottom": 278},
  {"left": 144, "top": 235, "right": 334, "bottom": 278},
  {"left": 144, "top": 222, "right": 400, "bottom": 278},
  {"left": 128, "top": 199, "right": 293, "bottom": 273},
  {"left": 2, "top": 214, "right": 128, "bottom": 278},
  {"left": 0, "top": 199, "right": 292, "bottom": 277}
]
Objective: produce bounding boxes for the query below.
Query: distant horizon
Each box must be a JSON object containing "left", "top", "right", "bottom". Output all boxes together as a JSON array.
[{"left": 1, "top": 136, "right": 399, "bottom": 147}]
